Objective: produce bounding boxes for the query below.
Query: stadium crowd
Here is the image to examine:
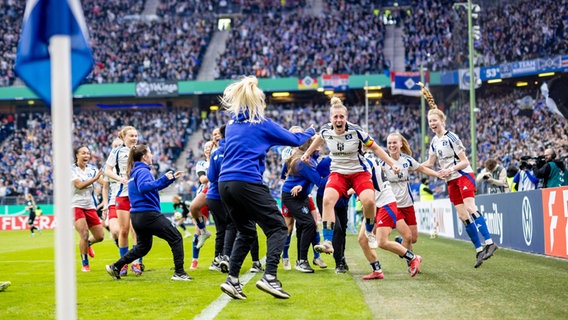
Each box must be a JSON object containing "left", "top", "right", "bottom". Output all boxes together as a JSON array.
[
  {"left": 402, "top": 0, "right": 568, "bottom": 72},
  {"left": 1, "top": 0, "right": 567, "bottom": 86},
  {"left": 215, "top": 1, "right": 387, "bottom": 79},
  {"left": 0, "top": 108, "right": 196, "bottom": 204},
  {"left": 85, "top": 0, "right": 216, "bottom": 84}
]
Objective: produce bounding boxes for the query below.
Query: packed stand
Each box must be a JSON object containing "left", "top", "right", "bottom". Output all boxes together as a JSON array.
[
  {"left": 402, "top": 0, "right": 568, "bottom": 72},
  {"left": 215, "top": 1, "right": 386, "bottom": 79},
  {"left": 85, "top": 0, "right": 215, "bottom": 84},
  {"left": 0, "top": 0, "right": 216, "bottom": 86},
  {"left": 0, "top": 0, "right": 25, "bottom": 87},
  {"left": 0, "top": 108, "right": 197, "bottom": 204}
]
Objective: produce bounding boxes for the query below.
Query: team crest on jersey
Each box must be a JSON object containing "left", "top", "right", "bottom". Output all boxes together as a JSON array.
[
  {"left": 345, "top": 134, "right": 353, "bottom": 140},
  {"left": 301, "top": 206, "right": 309, "bottom": 214}
]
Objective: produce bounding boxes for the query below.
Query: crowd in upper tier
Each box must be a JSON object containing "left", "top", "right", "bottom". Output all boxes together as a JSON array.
[{"left": 1, "top": 0, "right": 565, "bottom": 86}]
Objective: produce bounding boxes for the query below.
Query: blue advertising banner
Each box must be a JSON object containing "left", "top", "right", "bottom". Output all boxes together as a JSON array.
[
  {"left": 453, "top": 191, "right": 545, "bottom": 254},
  {"left": 480, "top": 66, "right": 500, "bottom": 81}
]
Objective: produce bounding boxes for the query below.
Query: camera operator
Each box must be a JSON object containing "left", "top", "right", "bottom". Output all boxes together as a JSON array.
[
  {"left": 512, "top": 159, "right": 539, "bottom": 191},
  {"left": 476, "top": 159, "right": 509, "bottom": 194},
  {"left": 534, "top": 148, "right": 567, "bottom": 188}
]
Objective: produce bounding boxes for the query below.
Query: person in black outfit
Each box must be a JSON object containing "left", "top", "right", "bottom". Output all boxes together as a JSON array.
[
  {"left": 172, "top": 195, "right": 191, "bottom": 238},
  {"left": 25, "top": 194, "right": 41, "bottom": 236},
  {"left": 105, "top": 144, "right": 190, "bottom": 281}
]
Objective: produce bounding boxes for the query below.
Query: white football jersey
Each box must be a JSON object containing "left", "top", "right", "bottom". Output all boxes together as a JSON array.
[
  {"left": 196, "top": 160, "right": 209, "bottom": 176},
  {"left": 71, "top": 164, "right": 98, "bottom": 209},
  {"left": 103, "top": 175, "right": 119, "bottom": 206},
  {"left": 320, "top": 122, "right": 375, "bottom": 174},
  {"left": 106, "top": 145, "right": 130, "bottom": 197},
  {"left": 429, "top": 131, "right": 473, "bottom": 181},
  {"left": 367, "top": 158, "right": 397, "bottom": 207},
  {"left": 381, "top": 154, "right": 420, "bottom": 208},
  {"left": 281, "top": 146, "right": 294, "bottom": 162}
]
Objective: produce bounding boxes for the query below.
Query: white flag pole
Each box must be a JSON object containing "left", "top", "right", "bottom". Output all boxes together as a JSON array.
[{"left": 49, "top": 35, "right": 77, "bottom": 320}]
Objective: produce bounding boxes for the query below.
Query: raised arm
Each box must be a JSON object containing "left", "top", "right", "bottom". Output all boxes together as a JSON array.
[
  {"left": 73, "top": 168, "right": 103, "bottom": 190},
  {"left": 301, "top": 134, "right": 324, "bottom": 162}
]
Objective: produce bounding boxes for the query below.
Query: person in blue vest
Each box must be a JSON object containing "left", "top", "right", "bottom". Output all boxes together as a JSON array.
[{"left": 217, "top": 76, "right": 314, "bottom": 300}]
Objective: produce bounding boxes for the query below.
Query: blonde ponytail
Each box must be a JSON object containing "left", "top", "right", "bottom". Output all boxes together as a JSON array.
[{"left": 418, "top": 82, "right": 446, "bottom": 122}]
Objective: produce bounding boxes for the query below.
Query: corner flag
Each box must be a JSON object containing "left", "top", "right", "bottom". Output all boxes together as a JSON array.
[
  {"left": 14, "top": 1, "right": 93, "bottom": 319},
  {"left": 15, "top": 0, "right": 93, "bottom": 105}
]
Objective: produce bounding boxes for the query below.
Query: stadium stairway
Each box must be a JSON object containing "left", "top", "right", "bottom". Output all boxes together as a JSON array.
[
  {"left": 306, "top": 0, "right": 323, "bottom": 16},
  {"left": 162, "top": 128, "right": 203, "bottom": 197},
  {"left": 142, "top": 0, "right": 160, "bottom": 16},
  {"left": 197, "top": 30, "right": 230, "bottom": 81},
  {"left": 384, "top": 25, "right": 406, "bottom": 72},
  {"left": 173, "top": 127, "right": 203, "bottom": 172}
]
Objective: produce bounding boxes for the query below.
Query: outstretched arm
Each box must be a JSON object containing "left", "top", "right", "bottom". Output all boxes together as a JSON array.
[
  {"left": 369, "top": 142, "right": 400, "bottom": 174},
  {"left": 301, "top": 134, "right": 324, "bottom": 162}
]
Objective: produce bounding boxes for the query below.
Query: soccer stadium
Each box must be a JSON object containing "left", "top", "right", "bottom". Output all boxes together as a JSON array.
[{"left": 0, "top": 0, "right": 567, "bottom": 319}]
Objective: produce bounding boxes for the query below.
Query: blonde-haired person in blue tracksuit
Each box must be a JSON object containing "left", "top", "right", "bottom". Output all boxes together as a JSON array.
[{"left": 218, "top": 76, "right": 315, "bottom": 300}]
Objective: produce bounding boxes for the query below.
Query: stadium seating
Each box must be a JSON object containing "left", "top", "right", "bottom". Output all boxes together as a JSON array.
[{"left": 0, "top": 108, "right": 196, "bottom": 204}]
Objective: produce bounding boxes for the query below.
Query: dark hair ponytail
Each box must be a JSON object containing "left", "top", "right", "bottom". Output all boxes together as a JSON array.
[{"left": 126, "top": 144, "right": 148, "bottom": 177}]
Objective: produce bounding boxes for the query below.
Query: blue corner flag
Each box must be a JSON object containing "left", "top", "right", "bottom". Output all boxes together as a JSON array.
[{"left": 14, "top": 0, "right": 93, "bottom": 105}]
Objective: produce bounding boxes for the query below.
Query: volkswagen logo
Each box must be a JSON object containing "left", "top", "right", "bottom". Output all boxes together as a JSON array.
[{"left": 521, "top": 196, "right": 533, "bottom": 246}]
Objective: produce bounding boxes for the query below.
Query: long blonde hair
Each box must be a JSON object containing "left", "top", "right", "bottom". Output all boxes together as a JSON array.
[
  {"left": 387, "top": 132, "right": 412, "bottom": 156},
  {"left": 418, "top": 82, "right": 446, "bottom": 122},
  {"left": 220, "top": 76, "right": 266, "bottom": 122}
]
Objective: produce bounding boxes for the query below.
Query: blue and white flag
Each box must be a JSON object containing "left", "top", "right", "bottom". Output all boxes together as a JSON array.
[
  {"left": 15, "top": 0, "right": 93, "bottom": 105},
  {"left": 390, "top": 71, "right": 427, "bottom": 97}
]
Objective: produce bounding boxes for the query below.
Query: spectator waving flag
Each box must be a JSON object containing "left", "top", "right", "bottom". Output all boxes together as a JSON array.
[
  {"left": 390, "top": 71, "right": 427, "bottom": 97},
  {"left": 15, "top": 0, "right": 93, "bottom": 105}
]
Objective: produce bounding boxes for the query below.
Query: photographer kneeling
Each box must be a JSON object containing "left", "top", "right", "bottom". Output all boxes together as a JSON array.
[
  {"left": 534, "top": 148, "right": 567, "bottom": 188},
  {"left": 476, "top": 159, "right": 509, "bottom": 194}
]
